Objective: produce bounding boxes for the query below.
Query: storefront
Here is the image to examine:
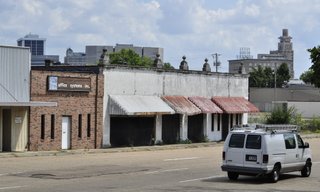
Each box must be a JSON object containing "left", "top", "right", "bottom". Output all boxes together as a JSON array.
[
  {"left": 0, "top": 45, "right": 56, "bottom": 152},
  {"left": 29, "top": 66, "right": 104, "bottom": 151}
]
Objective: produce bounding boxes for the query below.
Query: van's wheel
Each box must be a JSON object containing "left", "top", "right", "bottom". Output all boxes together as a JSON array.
[
  {"left": 227, "top": 172, "right": 239, "bottom": 180},
  {"left": 270, "top": 165, "right": 280, "bottom": 183},
  {"left": 301, "top": 160, "right": 312, "bottom": 177}
]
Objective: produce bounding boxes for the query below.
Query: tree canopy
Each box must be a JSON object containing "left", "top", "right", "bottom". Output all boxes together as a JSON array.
[
  {"left": 249, "top": 63, "right": 290, "bottom": 88},
  {"left": 307, "top": 46, "right": 320, "bottom": 87},
  {"left": 299, "top": 69, "right": 314, "bottom": 84},
  {"left": 108, "top": 49, "right": 174, "bottom": 69},
  {"left": 109, "top": 49, "right": 153, "bottom": 67}
]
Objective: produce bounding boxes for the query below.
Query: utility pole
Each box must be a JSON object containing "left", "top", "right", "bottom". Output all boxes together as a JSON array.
[
  {"left": 212, "top": 53, "right": 221, "bottom": 72},
  {"left": 274, "top": 63, "right": 277, "bottom": 102}
]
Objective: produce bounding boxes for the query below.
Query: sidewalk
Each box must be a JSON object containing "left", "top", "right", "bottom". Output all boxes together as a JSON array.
[{"left": 0, "top": 134, "right": 318, "bottom": 158}]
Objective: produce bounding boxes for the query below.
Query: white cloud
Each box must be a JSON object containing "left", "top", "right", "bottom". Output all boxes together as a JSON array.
[
  {"left": 244, "top": 4, "right": 260, "bottom": 17},
  {"left": 21, "top": 0, "right": 43, "bottom": 15},
  {"left": 48, "top": 8, "right": 71, "bottom": 35},
  {"left": 1, "top": 0, "right": 320, "bottom": 77}
]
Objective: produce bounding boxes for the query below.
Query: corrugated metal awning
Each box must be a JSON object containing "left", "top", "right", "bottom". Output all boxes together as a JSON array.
[
  {"left": 162, "top": 96, "right": 201, "bottom": 115},
  {"left": 0, "top": 101, "right": 57, "bottom": 107},
  {"left": 212, "top": 97, "right": 259, "bottom": 114},
  {"left": 109, "top": 95, "right": 175, "bottom": 115},
  {"left": 188, "top": 96, "right": 223, "bottom": 114}
]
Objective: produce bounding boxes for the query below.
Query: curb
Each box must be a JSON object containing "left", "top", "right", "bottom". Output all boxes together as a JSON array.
[{"left": 0, "top": 134, "right": 318, "bottom": 158}]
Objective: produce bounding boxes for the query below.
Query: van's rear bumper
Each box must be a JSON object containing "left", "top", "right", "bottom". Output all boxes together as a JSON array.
[{"left": 221, "top": 165, "right": 270, "bottom": 175}]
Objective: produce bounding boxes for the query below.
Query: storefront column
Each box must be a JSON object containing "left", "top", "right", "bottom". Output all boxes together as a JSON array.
[
  {"left": 179, "top": 114, "right": 188, "bottom": 140},
  {"left": 203, "top": 113, "right": 211, "bottom": 138},
  {"left": 155, "top": 114, "right": 162, "bottom": 143},
  {"left": 103, "top": 113, "right": 111, "bottom": 147},
  {"left": 242, "top": 113, "right": 248, "bottom": 124}
]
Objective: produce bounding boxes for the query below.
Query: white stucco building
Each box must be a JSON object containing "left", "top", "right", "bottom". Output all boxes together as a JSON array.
[{"left": 102, "top": 60, "right": 258, "bottom": 147}]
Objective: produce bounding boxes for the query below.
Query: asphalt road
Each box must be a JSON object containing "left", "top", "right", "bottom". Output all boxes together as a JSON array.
[{"left": 0, "top": 138, "right": 319, "bottom": 192}]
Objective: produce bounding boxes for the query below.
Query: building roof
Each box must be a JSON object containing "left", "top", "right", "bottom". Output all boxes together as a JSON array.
[
  {"left": 212, "top": 97, "right": 259, "bottom": 114},
  {"left": 162, "top": 96, "right": 201, "bottom": 115},
  {"left": 0, "top": 101, "right": 57, "bottom": 107},
  {"left": 109, "top": 95, "right": 175, "bottom": 116},
  {"left": 188, "top": 96, "right": 223, "bottom": 114}
]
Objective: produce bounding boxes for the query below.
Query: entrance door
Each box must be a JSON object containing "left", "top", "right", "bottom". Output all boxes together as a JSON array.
[
  {"left": 2, "top": 109, "right": 12, "bottom": 151},
  {"left": 61, "top": 117, "right": 71, "bottom": 150},
  {"left": 222, "top": 114, "right": 229, "bottom": 140}
]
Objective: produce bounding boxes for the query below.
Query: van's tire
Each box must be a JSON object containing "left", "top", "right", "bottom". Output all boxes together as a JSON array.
[
  {"left": 270, "top": 165, "right": 280, "bottom": 183},
  {"left": 301, "top": 161, "right": 312, "bottom": 177},
  {"left": 227, "top": 172, "right": 239, "bottom": 180}
]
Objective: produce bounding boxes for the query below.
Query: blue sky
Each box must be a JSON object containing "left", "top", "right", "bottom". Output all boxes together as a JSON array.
[{"left": 0, "top": 0, "right": 319, "bottom": 78}]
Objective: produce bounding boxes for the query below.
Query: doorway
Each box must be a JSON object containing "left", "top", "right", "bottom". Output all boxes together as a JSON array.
[
  {"left": 2, "top": 109, "right": 12, "bottom": 151},
  {"left": 222, "top": 114, "right": 229, "bottom": 141},
  {"left": 61, "top": 116, "right": 71, "bottom": 150}
]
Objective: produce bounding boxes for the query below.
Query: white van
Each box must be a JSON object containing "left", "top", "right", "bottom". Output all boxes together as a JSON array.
[{"left": 221, "top": 124, "right": 312, "bottom": 182}]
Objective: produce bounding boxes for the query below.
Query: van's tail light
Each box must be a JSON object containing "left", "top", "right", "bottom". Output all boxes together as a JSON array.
[
  {"left": 263, "top": 154, "right": 269, "bottom": 163},
  {"left": 222, "top": 151, "right": 225, "bottom": 160}
]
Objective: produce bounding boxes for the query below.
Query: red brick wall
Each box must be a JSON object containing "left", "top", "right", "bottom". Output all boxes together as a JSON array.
[{"left": 30, "top": 70, "right": 104, "bottom": 151}]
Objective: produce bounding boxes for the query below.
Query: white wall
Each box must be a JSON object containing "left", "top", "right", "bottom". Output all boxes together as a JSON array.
[
  {"left": 104, "top": 68, "right": 248, "bottom": 97},
  {"left": 0, "top": 46, "right": 30, "bottom": 102},
  {"left": 288, "top": 102, "right": 320, "bottom": 118},
  {"left": 102, "top": 67, "right": 249, "bottom": 146}
]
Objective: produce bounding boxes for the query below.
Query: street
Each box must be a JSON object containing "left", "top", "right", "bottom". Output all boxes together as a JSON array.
[{"left": 0, "top": 138, "right": 319, "bottom": 192}]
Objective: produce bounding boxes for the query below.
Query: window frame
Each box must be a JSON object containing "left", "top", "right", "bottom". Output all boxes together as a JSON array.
[{"left": 228, "top": 134, "right": 245, "bottom": 148}]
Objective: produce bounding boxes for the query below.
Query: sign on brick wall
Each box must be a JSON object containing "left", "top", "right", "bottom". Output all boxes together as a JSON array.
[{"left": 48, "top": 76, "right": 91, "bottom": 92}]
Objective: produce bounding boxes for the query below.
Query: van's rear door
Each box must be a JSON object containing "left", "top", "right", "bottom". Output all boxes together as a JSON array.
[
  {"left": 244, "top": 134, "right": 263, "bottom": 168},
  {"left": 225, "top": 133, "right": 246, "bottom": 167}
]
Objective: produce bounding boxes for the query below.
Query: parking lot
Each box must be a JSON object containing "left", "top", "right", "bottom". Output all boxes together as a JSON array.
[{"left": 0, "top": 138, "right": 319, "bottom": 192}]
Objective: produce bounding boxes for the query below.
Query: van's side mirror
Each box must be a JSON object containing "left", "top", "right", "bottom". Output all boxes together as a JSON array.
[{"left": 304, "top": 142, "right": 310, "bottom": 148}]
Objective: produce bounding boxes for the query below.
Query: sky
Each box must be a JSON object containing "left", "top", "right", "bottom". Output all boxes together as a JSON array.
[{"left": 0, "top": 0, "right": 319, "bottom": 78}]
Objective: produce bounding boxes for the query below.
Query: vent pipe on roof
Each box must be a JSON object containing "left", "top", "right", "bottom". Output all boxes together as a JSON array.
[
  {"left": 179, "top": 56, "right": 189, "bottom": 70},
  {"left": 98, "top": 48, "right": 109, "bottom": 67},
  {"left": 154, "top": 53, "right": 163, "bottom": 68},
  {"left": 45, "top": 59, "right": 53, "bottom": 68},
  {"left": 202, "top": 58, "right": 211, "bottom": 72}
]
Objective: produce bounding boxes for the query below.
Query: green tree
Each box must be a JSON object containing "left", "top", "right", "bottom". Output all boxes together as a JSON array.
[
  {"left": 109, "top": 49, "right": 153, "bottom": 67},
  {"left": 300, "top": 69, "right": 314, "bottom": 84},
  {"left": 264, "top": 67, "right": 274, "bottom": 88},
  {"left": 276, "top": 63, "right": 290, "bottom": 87},
  {"left": 266, "top": 106, "right": 297, "bottom": 124},
  {"left": 307, "top": 46, "right": 320, "bottom": 87},
  {"left": 249, "top": 65, "right": 266, "bottom": 87},
  {"left": 163, "top": 62, "right": 174, "bottom": 69}
]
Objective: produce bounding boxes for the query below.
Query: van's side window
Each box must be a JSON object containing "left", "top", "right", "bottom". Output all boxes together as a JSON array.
[
  {"left": 296, "top": 134, "right": 304, "bottom": 148},
  {"left": 229, "top": 134, "right": 245, "bottom": 148},
  {"left": 246, "top": 135, "right": 261, "bottom": 149},
  {"left": 284, "top": 133, "right": 296, "bottom": 149}
]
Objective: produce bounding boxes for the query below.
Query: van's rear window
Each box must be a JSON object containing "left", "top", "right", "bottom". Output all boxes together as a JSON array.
[
  {"left": 246, "top": 135, "right": 261, "bottom": 149},
  {"left": 229, "top": 134, "right": 245, "bottom": 148}
]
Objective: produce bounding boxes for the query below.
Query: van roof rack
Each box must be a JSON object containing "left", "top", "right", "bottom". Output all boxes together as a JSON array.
[
  {"left": 255, "top": 124, "right": 300, "bottom": 132},
  {"left": 230, "top": 124, "right": 300, "bottom": 133}
]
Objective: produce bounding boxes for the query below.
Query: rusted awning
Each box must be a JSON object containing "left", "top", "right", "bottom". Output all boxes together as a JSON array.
[
  {"left": 162, "top": 96, "right": 201, "bottom": 115},
  {"left": 109, "top": 95, "right": 175, "bottom": 116},
  {"left": 188, "top": 96, "right": 223, "bottom": 114},
  {"left": 212, "top": 97, "right": 259, "bottom": 114}
]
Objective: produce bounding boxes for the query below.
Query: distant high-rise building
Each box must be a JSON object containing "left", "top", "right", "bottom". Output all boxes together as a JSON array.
[
  {"left": 64, "top": 48, "right": 86, "bottom": 65},
  {"left": 17, "top": 33, "right": 45, "bottom": 56},
  {"left": 17, "top": 33, "right": 59, "bottom": 66},
  {"left": 85, "top": 44, "right": 164, "bottom": 65},
  {"left": 229, "top": 29, "right": 294, "bottom": 78}
]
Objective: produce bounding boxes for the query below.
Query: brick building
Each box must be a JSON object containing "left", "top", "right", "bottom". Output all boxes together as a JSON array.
[{"left": 30, "top": 64, "right": 104, "bottom": 151}]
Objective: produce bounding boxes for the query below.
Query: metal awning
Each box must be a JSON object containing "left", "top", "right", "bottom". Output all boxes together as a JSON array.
[
  {"left": 212, "top": 97, "right": 259, "bottom": 114},
  {"left": 162, "top": 96, "right": 201, "bottom": 115},
  {"left": 188, "top": 96, "right": 223, "bottom": 114},
  {"left": 109, "top": 95, "right": 175, "bottom": 115},
  {"left": 0, "top": 101, "right": 57, "bottom": 107}
]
